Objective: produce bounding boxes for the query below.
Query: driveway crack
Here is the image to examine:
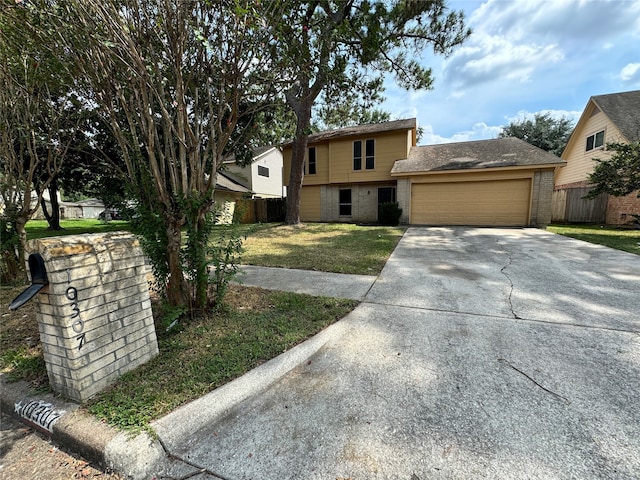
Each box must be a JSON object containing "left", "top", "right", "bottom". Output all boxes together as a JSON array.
[{"left": 499, "top": 248, "right": 522, "bottom": 320}]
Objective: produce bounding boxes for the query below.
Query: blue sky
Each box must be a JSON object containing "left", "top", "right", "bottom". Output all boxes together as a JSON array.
[{"left": 380, "top": 0, "right": 640, "bottom": 145}]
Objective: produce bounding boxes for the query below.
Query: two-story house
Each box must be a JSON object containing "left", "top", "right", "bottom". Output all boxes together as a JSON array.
[
  {"left": 283, "top": 119, "right": 415, "bottom": 223},
  {"left": 283, "top": 119, "right": 564, "bottom": 226},
  {"left": 553, "top": 89, "right": 640, "bottom": 224}
]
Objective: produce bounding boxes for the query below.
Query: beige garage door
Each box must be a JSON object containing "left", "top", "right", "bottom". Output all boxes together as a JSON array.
[{"left": 411, "top": 179, "right": 531, "bottom": 226}]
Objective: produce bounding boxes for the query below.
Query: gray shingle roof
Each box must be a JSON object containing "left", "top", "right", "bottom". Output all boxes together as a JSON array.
[
  {"left": 591, "top": 89, "right": 640, "bottom": 141},
  {"left": 216, "top": 172, "right": 251, "bottom": 193},
  {"left": 284, "top": 118, "right": 416, "bottom": 146},
  {"left": 391, "top": 137, "right": 564, "bottom": 175}
]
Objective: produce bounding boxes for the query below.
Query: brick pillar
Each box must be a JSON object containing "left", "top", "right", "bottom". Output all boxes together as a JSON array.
[{"left": 28, "top": 232, "right": 158, "bottom": 403}]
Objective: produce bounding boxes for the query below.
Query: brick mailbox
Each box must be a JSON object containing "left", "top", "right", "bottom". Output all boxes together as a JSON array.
[{"left": 11, "top": 232, "right": 159, "bottom": 402}]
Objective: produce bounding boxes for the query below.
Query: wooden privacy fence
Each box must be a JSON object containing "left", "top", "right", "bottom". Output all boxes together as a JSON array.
[
  {"left": 238, "top": 198, "right": 286, "bottom": 223},
  {"left": 552, "top": 187, "right": 607, "bottom": 223}
]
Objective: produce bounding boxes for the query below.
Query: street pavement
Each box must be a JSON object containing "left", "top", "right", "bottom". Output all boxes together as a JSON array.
[
  {"left": 2, "top": 227, "right": 639, "bottom": 479},
  {"left": 152, "top": 227, "right": 640, "bottom": 480}
]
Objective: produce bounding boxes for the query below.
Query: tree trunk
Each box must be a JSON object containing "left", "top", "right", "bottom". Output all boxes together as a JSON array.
[
  {"left": 165, "top": 216, "right": 189, "bottom": 309},
  {"left": 42, "top": 179, "right": 62, "bottom": 230},
  {"left": 285, "top": 101, "right": 313, "bottom": 225},
  {"left": 15, "top": 215, "right": 28, "bottom": 275}
]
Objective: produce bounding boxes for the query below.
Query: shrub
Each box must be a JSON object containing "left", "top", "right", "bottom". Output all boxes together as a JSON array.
[{"left": 378, "top": 202, "right": 402, "bottom": 226}]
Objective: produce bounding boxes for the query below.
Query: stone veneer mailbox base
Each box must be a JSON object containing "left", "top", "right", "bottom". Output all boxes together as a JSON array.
[{"left": 28, "top": 232, "right": 159, "bottom": 403}]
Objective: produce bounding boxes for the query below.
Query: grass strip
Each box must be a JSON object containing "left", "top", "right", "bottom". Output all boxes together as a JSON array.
[
  {"left": 547, "top": 224, "right": 640, "bottom": 255},
  {"left": 86, "top": 286, "right": 357, "bottom": 432}
]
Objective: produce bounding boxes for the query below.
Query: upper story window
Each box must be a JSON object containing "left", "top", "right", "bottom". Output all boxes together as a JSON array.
[
  {"left": 353, "top": 139, "right": 375, "bottom": 171},
  {"left": 257, "top": 165, "right": 269, "bottom": 177},
  {"left": 307, "top": 147, "right": 317, "bottom": 175},
  {"left": 586, "top": 130, "right": 604, "bottom": 151}
]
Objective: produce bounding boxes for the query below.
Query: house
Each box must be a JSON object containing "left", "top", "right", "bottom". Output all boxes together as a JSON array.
[
  {"left": 213, "top": 171, "right": 252, "bottom": 223},
  {"left": 553, "top": 89, "right": 640, "bottom": 224},
  {"left": 282, "top": 119, "right": 417, "bottom": 223},
  {"left": 223, "top": 146, "right": 284, "bottom": 198},
  {"left": 60, "top": 198, "right": 105, "bottom": 219},
  {"left": 282, "top": 119, "right": 564, "bottom": 226}
]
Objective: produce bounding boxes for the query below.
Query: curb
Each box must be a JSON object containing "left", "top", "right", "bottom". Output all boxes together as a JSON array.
[
  {"left": 152, "top": 314, "right": 353, "bottom": 451},
  {"left": 0, "top": 375, "right": 165, "bottom": 480},
  {"left": 0, "top": 313, "right": 356, "bottom": 479}
]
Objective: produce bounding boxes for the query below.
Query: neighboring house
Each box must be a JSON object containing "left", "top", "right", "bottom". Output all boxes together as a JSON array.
[
  {"left": 553, "top": 89, "right": 640, "bottom": 224},
  {"left": 282, "top": 119, "right": 564, "bottom": 226},
  {"left": 60, "top": 198, "right": 105, "bottom": 219},
  {"left": 213, "top": 171, "right": 251, "bottom": 223},
  {"left": 223, "top": 146, "right": 284, "bottom": 198}
]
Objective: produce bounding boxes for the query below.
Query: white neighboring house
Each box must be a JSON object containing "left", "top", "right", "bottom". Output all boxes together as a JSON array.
[
  {"left": 223, "top": 146, "right": 284, "bottom": 198},
  {"left": 60, "top": 198, "right": 106, "bottom": 219}
]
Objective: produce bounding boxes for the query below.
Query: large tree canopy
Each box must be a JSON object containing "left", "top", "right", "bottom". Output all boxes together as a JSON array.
[
  {"left": 498, "top": 113, "right": 574, "bottom": 157},
  {"left": 586, "top": 141, "right": 640, "bottom": 199},
  {"left": 0, "top": 1, "right": 82, "bottom": 270},
  {"left": 7, "top": 0, "right": 285, "bottom": 312},
  {"left": 263, "top": 0, "right": 470, "bottom": 224}
]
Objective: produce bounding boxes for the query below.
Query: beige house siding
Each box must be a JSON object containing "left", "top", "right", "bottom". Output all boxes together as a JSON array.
[
  {"left": 328, "top": 131, "right": 411, "bottom": 184},
  {"left": 554, "top": 95, "right": 639, "bottom": 224},
  {"left": 556, "top": 104, "right": 625, "bottom": 187},
  {"left": 299, "top": 186, "right": 322, "bottom": 221}
]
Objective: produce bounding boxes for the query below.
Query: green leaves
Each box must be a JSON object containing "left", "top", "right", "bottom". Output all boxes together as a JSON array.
[
  {"left": 586, "top": 141, "right": 640, "bottom": 198},
  {"left": 499, "top": 113, "right": 575, "bottom": 157}
]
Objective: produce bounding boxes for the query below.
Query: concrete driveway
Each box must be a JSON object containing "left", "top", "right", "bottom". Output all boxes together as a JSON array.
[{"left": 156, "top": 227, "right": 640, "bottom": 479}]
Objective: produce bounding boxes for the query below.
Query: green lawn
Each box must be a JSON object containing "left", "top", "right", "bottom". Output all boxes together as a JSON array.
[
  {"left": 239, "top": 222, "right": 406, "bottom": 275},
  {"left": 26, "top": 219, "right": 131, "bottom": 239},
  {"left": 547, "top": 224, "right": 640, "bottom": 255}
]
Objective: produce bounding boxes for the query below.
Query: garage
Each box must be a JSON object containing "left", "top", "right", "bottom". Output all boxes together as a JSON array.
[
  {"left": 391, "top": 137, "right": 566, "bottom": 227},
  {"left": 411, "top": 178, "right": 531, "bottom": 226}
]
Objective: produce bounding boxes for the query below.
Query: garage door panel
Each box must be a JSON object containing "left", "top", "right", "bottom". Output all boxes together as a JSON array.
[{"left": 411, "top": 179, "right": 531, "bottom": 226}]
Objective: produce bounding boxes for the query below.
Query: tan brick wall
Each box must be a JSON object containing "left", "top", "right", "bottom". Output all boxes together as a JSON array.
[
  {"left": 530, "top": 169, "right": 555, "bottom": 226},
  {"left": 28, "top": 232, "right": 158, "bottom": 403}
]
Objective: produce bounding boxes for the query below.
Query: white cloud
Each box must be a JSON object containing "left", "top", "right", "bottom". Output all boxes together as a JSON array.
[
  {"left": 420, "top": 122, "right": 503, "bottom": 145},
  {"left": 469, "top": 0, "right": 640, "bottom": 44},
  {"left": 620, "top": 63, "right": 640, "bottom": 84},
  {"left": 444, "top": 0, "right": 640, "bottom": 91},
  {"left": 444, "top": 33, "right": 563, "bottom": 88}
]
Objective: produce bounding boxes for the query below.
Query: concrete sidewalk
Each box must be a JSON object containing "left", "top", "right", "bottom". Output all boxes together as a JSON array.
[
  {"left": 237, "top": 265, "right": 377, "bottom": 300},
  {"left": 2, "top": 227, "right": 639, "bottom": 479}
]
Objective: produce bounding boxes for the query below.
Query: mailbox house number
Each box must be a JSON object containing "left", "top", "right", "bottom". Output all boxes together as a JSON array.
[{"left": 66, "top": 284, "right": 86, "bottom": 350}]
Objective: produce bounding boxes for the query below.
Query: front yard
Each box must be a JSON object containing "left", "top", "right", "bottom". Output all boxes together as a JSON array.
[{"left": 1, "top": 221, "right": 404, "bottom": 432}]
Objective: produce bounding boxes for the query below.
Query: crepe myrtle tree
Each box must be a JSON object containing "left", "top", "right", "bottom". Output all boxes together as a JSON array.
[
  {"left": 29, "top": 0, "right": 285, "bottom": 313},
  {"left": 0, "top": 1, "right": 82, "bottom": 270},
  {"left": 261, "top": 0, "right": 470, "bottom": 225}
]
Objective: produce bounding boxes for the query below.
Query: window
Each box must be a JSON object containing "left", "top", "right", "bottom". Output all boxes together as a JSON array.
[
  {"left": 307, "top": 147, "right": 317, "bottom": 175},
  {"left": 586, "top": 130, "right": 605, "bottom": 151},
  {"left": 378, "top": 186, "right": 396, "bottom": 205},
  {"left": 365, "top": 139, "right": 375, "bottom": 170},
  {"left": 353, "top": 140, "right": 375, "bottom": 170},
  {"left": 353, "top": 141, "right": 362, "bottom": 171},
  {"left": 257, "top": 165, "right": 269, "bottom": 177},
  {"left": 339, "top": 189, "right": 352, "bottom": 216}
]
